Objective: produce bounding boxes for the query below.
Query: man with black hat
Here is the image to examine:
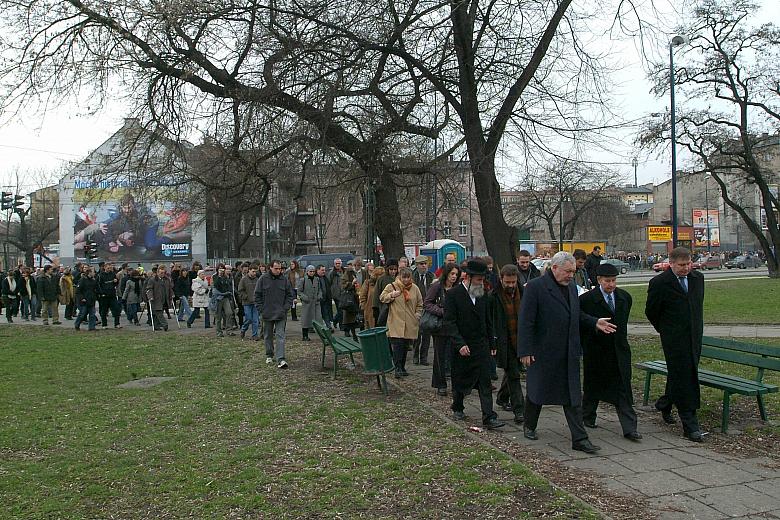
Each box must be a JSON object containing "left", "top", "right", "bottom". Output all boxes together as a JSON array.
[
  {"left": 579, "top": 262, "right": 641, "bottom": 441},
  {"left": 412, "top": 255, "right": 434, "bottom": 365},
  {"left": 443, "top": 258, "right": 505, "bottom": 430}
]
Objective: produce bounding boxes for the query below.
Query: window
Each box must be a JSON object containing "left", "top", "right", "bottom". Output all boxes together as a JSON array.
[
  {"left": 213, "top": 213, "right": 219, "bottom": 231},
  {"left": 458, "top": 220, "right": 467, "bottom": 236},
  {"left": 222, "top": 215, "right": 227, "bottom": 231},
  {"left": 318, "top": 224, "right": 326, "bottom": 239},
  {"left": 348, "top": 223, "right": 357, "bottom": 238},
  {"left": 348, "top": 195, "right": 357, "bottom": 213},
  {"left": 443, "top": 220, "right": 451, "bottom": 238},
  {"left": 418, "top": 224, "right": 426, "bottom": 238},
  {"left": 240, "top": 217, "right": 245, "bottom": 235}
]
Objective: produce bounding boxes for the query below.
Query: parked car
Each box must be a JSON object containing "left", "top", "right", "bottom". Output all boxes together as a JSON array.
[
  {"left": 652, "top": 258, "right": 670, "bottom": 272},
  {"left": 692, "top": 255, "right": 722, "bottom": 270},
  {"left": 295, "top": 252, "right": 355, "bottom": 268},
  {"left": 724, "top": 255, "right": 763, "bottom": 269},
  {"left": 532, "top": 258, "right": 550, "bottom": 271},
  {"left": 600, "top": 258, "right": 630, "bottom": 274}
]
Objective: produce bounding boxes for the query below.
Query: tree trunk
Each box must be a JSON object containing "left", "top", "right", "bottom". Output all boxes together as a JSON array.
[
  {"left": 469, "top": 157, "right": 515, "bottom": 266},
  {"left": 371, "top": 168, "right": 405, "bottom": 260}
]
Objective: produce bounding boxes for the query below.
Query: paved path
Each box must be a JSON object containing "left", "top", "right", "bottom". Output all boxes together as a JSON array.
[
  {"left": 402, "top": 362, "right": 780, "bottom": 520},
  {"left": 630, "top": 324, "right": 780, "bottom": 338}
]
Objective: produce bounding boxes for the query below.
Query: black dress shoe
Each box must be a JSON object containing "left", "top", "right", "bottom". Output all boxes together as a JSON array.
[
  {"left": 484, "top": 418, "right": 505, "bottom": 430},
  {"left": 523, "top": 427, "right": 538, "bottom": 440},
  {"left": 572, "top": 439, "right": 601, "bottom": 454},
  {"left": 436, "top": 388, "right": 448, "bottom": 396},
  {"left": 453, "top": 410, "right": 466, "bottom": 420},
  {"left": 661, "top": 410, "right": 677, "bottom": 424},
  {"left": 624, "top": 431, "right": 643, "bottom": 441},
  {"left": 495, "top": 400, "right": 513, "bottom": 412},
  {"left": 513, "top": 414, "right": 524, "bottom": 425},
  {"left": 584, "top": 419, "right": 598, "bottom": 429},
  {"left": 684, "top": 431, "right": 705, "bottom": 442}
]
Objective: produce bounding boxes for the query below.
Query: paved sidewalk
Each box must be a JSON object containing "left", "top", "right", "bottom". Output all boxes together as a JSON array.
[
  {"left": 630, "top": 324, "right": 780, "bottom": 338},
  {"left": 403, "top": 362, "right": 780, "bottom": 520}
]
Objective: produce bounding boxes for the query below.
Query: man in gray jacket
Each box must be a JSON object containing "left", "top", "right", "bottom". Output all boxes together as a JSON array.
[{"left": 255, "top": 260, "right": 294, "bottom": 369}]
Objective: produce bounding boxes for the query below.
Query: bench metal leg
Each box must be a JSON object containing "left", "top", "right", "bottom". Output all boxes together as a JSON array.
[
  {"left": 722, "top": 391, "right": 731, "bottom": 433},
  {"left": 643, "top": 372, "right": 652, "bottom": 406},
  {"left": 757, "top": 394, "right": 768, "bottom": 421}
]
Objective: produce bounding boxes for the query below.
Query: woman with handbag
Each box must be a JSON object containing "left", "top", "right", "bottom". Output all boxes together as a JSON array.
[
  {"left": 424, "top": 263, "right": 461, "bottom": 396},
  {"left": 339, "top": 269, "right": 360, "bottom": 340},
  {"left": 380, "top": 267, "right": 423, "bottom": 378}
]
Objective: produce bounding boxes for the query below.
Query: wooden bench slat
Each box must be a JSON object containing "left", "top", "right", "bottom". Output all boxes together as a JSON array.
[{"left": 701, "top": 346, "right": 780, "bottom": 372}]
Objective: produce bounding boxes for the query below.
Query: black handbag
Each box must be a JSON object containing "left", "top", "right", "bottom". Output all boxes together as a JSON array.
[
  {"left": 419, "top": 310, "right": 443, "bottom": 334},
  {"left": 338, "top": 292, "right": 358, "bottom": 313}
]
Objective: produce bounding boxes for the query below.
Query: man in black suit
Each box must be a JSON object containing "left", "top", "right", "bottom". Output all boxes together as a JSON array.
[
  {"left": 579, "top": 262, "right": 641, "bottom": 441},
  {"left": 412, "top": 255, "right": 434, "bottom": 365},
  {"left": 444, "top": 258, "right": 505, "bottom": 430},
  {"left": 645, "top": 247, "right": 706, "bottom": 442},
  {"left": 518, "top": 251, "right": 616, "bottom": 454}
]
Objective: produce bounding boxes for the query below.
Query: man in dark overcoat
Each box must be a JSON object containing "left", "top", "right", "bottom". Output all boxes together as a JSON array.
[
  {"left": 645, "top": 247, "right": 706, "bottom": 442},
  {"left": 444, "top": 258, "right": 505, "bottom": 430},
  {"left": 579, "top": 262, "right": 641, "bottom": 441},
  {"left": 518, "top": 251, "right": 616, "bottom": 454}
]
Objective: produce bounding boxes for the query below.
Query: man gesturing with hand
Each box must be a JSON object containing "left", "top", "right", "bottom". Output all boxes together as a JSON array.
[{"left": 518, "top": 251, "right": 615, "bottom": 454}]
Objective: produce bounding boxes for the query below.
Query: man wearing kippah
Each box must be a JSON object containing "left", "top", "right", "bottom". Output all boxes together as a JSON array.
[{"left": 579, "top": 261, "right": 641, "bottom": 441}]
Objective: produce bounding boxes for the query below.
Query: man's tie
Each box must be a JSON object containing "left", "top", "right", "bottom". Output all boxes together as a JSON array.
[
  {"left": 679, "top": 276, "right": 688, "bottom": 293},
  {"left": 607, "top": 292, "right": 615, "bottom": 312}
]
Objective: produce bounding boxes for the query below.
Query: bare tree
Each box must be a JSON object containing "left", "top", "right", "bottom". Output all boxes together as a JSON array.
[{"left": 640, "top": 0, "right": 780, "bottom": 277}]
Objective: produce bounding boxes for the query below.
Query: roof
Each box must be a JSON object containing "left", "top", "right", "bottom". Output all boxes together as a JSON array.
[
  {"left": 621, "top": 186, "right": 653, "bottom": 194},
  {"left": 630, "top": 202, "right": 653, "bottom": 215}
]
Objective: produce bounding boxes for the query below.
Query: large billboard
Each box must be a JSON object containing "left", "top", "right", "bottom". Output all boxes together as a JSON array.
[
  {"left": 73, "top": 185, "right": 193, "bottom": 261},
  {"left": 692, "top": 209, "right": 720, "bottom": 248}
]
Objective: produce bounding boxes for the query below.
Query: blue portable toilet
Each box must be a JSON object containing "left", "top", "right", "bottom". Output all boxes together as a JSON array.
[{"left": 419, "top": 239, "right": 467, "bottom": 274}]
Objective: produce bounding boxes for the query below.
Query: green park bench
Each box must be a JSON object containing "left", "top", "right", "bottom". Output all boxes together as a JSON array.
[
  {"left": 636, "top": 336, "right": 780, "bottom": 433},
  {"left": 311, "top": 320, "right": 362, "bottom": 378}
]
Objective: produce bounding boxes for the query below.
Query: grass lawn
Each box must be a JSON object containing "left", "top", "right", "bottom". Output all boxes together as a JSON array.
[
  {"left": 629, "top": 335, "right": 780, "bottom": 435},
  {"left": 623, "top": 277, "right": 780, "bottom": 324},
  {"left": 0, "top": 327, "right": 597, "bottom": 519}
]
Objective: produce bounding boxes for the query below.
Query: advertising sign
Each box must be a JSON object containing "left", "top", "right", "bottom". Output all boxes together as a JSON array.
[
  {"left": 72, "top": 181, "right": 192, "bottom": 261},
  {"left": 692, "top": 209, "right": 720, "bottom": 247},
  {"left": 647, "top": 225, "right": 672, "bottom": 242}
]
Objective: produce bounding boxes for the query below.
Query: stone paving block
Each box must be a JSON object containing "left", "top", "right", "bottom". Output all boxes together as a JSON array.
[
  {"left": 659, "top": 448, "right": 717, "bottom": 466},
  {"left": 564, "top": 455, "right": 636, "bottom": 477},
  {"left": 687, "top": 484, "right": 778, "bottom": 517},
  {"left": 744, "top": 477, "right": 780, "bottom": 498},
  {"left": 608, "top": 449, "right": 692, "bottom": 473},
  {"left": 649, "top": 494, "right": 728, "bottom": 520},
  {"left": 602, "top": 476, "right": 638, "bottom": 496},
  {"left": 616, "top": 469, "right": 704, "bottom": 497},
  {"left": 546, "top": 438, "right": 626, "bottom": 461},
  {"left": 611, "top": 432, "right": 678, "bottom": 452},
  {"left": 728, "top": 458, "right": 780, "bottom": 479},
  {"left": 672, "top": 461, "right": 763, "bottom": 487}
]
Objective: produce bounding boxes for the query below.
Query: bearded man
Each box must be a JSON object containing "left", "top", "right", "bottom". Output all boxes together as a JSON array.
[{"left": 443, "top": 258, "right": 505, "bottom": 430}]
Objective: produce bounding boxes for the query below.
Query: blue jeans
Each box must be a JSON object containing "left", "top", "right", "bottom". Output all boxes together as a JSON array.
[
  {"left": 241, "top": 304, "right": 259, "bottom": 337},
  {"left": 177, "top": 296, "right": 192, "bottom": 320},
  {"left": 75, "top": 304, "right": 97, "bottom": 330},
  {"left": 127, "top": 302, "right": 139, "bottom": 323}
]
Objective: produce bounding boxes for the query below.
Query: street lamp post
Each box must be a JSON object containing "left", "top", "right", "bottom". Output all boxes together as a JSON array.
[
  {"left": 632, "top": 157, "right": 639, "bottom": 188},
  {"left": 704, "top": 174, "right": 712, "bottom": 255},
  {"left": 669, "top": 35, "right": 686, "bottom": 248}
]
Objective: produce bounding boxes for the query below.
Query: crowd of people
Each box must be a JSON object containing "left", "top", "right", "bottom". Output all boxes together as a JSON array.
[{"left": 1, "top": 245, "right": 707, "bottom": 452}]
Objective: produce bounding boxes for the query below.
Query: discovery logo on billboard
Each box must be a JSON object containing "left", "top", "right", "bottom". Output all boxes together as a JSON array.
[{"left": 161, "top": 243, "right": 191, "bottom": 258}]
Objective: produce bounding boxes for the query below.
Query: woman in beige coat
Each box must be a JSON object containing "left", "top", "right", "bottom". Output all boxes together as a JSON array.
[
  {"left": 380, "top": 267, "right": 423, "bottom": 378},
  {"left": 359, "top": 266, "right": 384, "bottom": 329}
]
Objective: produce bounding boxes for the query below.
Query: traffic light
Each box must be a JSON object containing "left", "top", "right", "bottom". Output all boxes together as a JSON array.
[
  {"left": 1, "top": 192, "right": 12, "bottom": 210},
  {"left": 83, "top": 240, "right": 98, "bottom": 260},
  {"left": 13, "top": 195, "right": 25, "bottom": 211}
]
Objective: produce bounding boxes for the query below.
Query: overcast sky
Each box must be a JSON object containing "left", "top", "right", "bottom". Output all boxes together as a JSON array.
[{"left": 1, "top": 0, "right": 777, "bottom": 194}]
